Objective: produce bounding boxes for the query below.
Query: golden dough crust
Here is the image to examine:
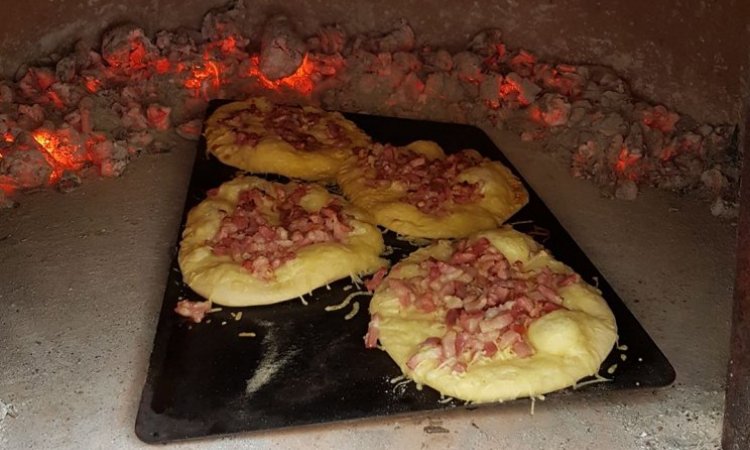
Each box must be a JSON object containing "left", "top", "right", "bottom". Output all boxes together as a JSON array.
[
  {"left": 205, "top": 98, "right": 372, "bottom": 181},
  {"left": 369, "top": 227, "right": 617, "bottom": 403},
  {"left": 178, "top": 176, "right": 387, "bottom": 307},
  {"left": 337, "top": 141, "right": 528, "bottom": 238}
]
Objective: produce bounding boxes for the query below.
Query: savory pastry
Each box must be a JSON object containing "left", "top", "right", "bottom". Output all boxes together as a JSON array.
[
  {"left": 205, "top": 98, "right": 372, "bottom": 180},
  {"left": 364, "top": 227, "right": 617, "bottom": 403},
  {"left": 337, "top": 141, "right": 528, "bottom": 238},
  {"left": 178, "top": 176, "right": 386, "bottom": 307}
]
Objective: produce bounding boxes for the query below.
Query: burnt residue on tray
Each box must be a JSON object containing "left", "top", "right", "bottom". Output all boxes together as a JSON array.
[{"left": 135, "top": 102, "right": 675, "bottom": 444}]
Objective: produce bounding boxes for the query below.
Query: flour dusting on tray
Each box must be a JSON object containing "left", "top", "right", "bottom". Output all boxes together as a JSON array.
[{"left": 245, "top": 321, "right": 300, "bottom": 396}]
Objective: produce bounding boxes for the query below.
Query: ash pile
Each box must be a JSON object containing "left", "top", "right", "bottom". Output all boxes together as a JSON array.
[{"left": 0, "top": 1, "right": 738, "bottom": 218}]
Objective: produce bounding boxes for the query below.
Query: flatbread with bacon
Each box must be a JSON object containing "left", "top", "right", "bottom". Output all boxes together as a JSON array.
[
  {"left": 364, "top": 227, "right": 617, "bottom": 403},
  {"left": 178, "top": 176, "right": 386, "bottom": 307},
  {"left": 336, "top": 141, "right": 528, "bottom": 238},
  {"left": 205, "top": 98, "right": 372, "bottom": 180}
]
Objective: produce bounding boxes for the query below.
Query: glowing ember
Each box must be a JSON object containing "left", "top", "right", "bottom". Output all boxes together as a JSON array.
[
  {"left": 247, "top": 54, "right": 316, "bottom": 95},
  {"left": 83, "top": 77, "right": 101, "bottom": 94},
  {"left": 0, "top": 3, "right": 733, "bottom": 215},
  {"left": 32, "top": 129, "right": 86, "bottom": 171},
  {"left": 0, "top": 182, "right": 15, "bottom": 195},
  {"left": 47, "top": 90, "right": 64, "bottom": 109},
  {"left": 153, "top": 58, "right": 171, "bottom": 74},
  {"left": 659, "top": 146, "right": 677, "bottom": 162},
  {"left": 185, "top": 61, "right": 222, "bottom": 96},
  {"left": 614, "top": 147, "right": 641, "bottom": 180},
  {"left": 219, "top": 36, "right": 237, "bottom": 54},
  {"left": 528, "top": 106, "right": 544, "bottom": 123},
  {"left": 499, "top": 79, "right": 520, "bottom": 101},
  {"left": 128, "top": 41, "right": 148, "bottom": 70}
]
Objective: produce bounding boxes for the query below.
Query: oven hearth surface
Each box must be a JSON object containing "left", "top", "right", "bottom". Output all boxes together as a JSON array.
[{"left": 135, "top": 107, "right": 674, "bottom": 443}]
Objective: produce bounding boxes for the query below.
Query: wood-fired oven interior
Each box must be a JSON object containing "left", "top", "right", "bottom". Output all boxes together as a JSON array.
[{"left": 0, "top": 1, "right": 746, "bottom": 448}]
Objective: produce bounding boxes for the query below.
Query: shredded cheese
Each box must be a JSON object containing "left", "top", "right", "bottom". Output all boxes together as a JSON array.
[
  {"left": 235, "top": 311, "right": 243, "bottom": 321},
  {"left": 392, "top": 378, "right": 412, "bottom": 395},
  {"left": 529, "top": 394, "right": 546, "bottom": 415},
  {"left": 344, "top": 301, "right": 360, "bottom": 320},
  {"left": 343, "top": 285, "right": 353, "bottom": 292},
  {"left": 389, "top": 375, "right": 406, "bottom": 384},
  {"left": 607, "top": 363, "right": 618, "bottom": 374},
  {"left": 238, "top": 332, "right": 256, "bottom": 337},
  {"left": 325, "top": 291, "right": 371, "bottom": 312},
  {"left": 299, "top": 295, "right": 308, "bottom": 306},
  {"left": 395, "top": 233, "right": 432, "bottom": 247},
  {"left": 350, "top": 273, "right": 364, "bottom": 286},
  {"left": 207, "top": 307, "right": 223, "bottom": 313},
  {"left": 573, "top": 373, "right": 612, "bottom": 389},
  {"left": 620, "top": 353, "right": 627, "bottom": 361},
  {"left": 617, "top": 344, "right": 629, "bottom": 351}
]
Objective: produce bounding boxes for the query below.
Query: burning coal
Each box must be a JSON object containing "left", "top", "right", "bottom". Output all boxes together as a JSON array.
[{"left": 0, "top": 1, "right": 738, "bottom": 217}]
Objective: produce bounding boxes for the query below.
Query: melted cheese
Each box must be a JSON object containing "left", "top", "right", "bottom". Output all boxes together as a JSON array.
[
  {"left": 205, "top": 98, "right": 372, "bottom": 181},
  {"left": 369, "top": 227, "right": 618, "bottom": 403},
  {"left": 178, "top": 176, "right": 387, "bottom": 307},
  {"left": 337, "top": 141, "right": 529, "bottom": 238}
]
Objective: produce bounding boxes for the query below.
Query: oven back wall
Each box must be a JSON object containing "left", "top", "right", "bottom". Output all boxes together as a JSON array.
[{"left": 1, "top": 0, "right": 746, "bottom": 124}]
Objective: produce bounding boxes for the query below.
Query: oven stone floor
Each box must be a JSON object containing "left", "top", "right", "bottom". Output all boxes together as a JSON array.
[{"left": 0, "top": 128, "right": 736, "bottom": 449}]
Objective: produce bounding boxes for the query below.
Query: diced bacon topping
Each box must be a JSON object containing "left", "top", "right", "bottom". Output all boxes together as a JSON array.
[
  {"left": 209, "top": 184, "right": 354, "bottom": 279},
  {"left": 174, "top": 299, "right": 211, "bottom": 323},
  {"left": 235, "top": 131, "right": 261, "bottom": 146},
  {"left": 223, "top": 104, "right": 352, "bottom": 152},
  {"left": 355, "top": 144, "right": 485, "bottom": 215},
  {"left": 389, "top": 237, "right": 575, "bottom": 373},
  {"left": 365, "top": 267, "right": 388, "bottom": 292},
  {"left": 364, "top": 314, "right": 381, "bottom": 348},
  {"left": 406, "top": 337, "right": 442, "bottom": 370}
]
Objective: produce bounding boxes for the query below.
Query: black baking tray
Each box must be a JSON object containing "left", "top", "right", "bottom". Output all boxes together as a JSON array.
[{"left": 135, "top": 103, "right": 675, "bottom": 444}]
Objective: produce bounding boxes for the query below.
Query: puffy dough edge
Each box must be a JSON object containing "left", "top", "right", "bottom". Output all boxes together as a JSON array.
[
  {"left": 178, "top": 176, "right": 387, "bottom": 307},
  {"left": 337, "top": 141, "right": 529, "bottom": 238},
  {"left": 205, "top": 99, "right": 372, "bottom": 181},
  {"left": 370, "top": 226, "right": 618, "bottom": 403}
]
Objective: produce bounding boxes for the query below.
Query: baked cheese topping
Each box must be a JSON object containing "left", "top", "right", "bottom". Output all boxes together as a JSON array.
[
  {"left": 355, "top": 144, "right": 485, "bottom": 215},
  {"left": 210, "top": 183, "right": 353, "bottom": 279},
  {"left": 366, "top": 236, "right": 579, "bottom": 373},
  {"left": 217, "top": 102, "right": 355, "bottom": 152}
]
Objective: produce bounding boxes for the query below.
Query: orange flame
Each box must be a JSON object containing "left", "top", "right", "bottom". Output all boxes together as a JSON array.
[
  {"left": 32, "top": 130, "right": 83, "bottom": 171},
  {"left": 185, "top": 61, "right": 222, "bottom": 94},
  {"left": 3, "top": 132, "right": 14, "bottom": 143}
]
